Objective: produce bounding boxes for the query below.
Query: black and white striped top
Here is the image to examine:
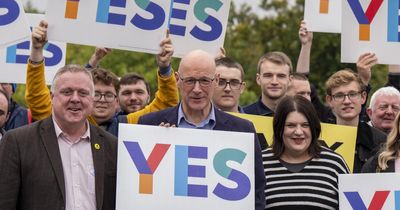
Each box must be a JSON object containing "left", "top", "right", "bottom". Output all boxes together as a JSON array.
[{"left": 263, "top": 147, "right": 349, "bottom": 210}]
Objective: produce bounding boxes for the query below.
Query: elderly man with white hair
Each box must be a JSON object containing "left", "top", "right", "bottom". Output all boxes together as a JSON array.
[{"left": 367, "top": 86, "right": 400, "bottom": 134}]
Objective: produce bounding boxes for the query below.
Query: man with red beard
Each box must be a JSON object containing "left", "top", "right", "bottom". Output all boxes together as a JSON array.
[
  {"left": 325, "top": 70, "right": 386, "bottom": 173},
  {"left": 243, "top": 52, "right": 292, "bottom": 116},
  {"left": 367, "top": 86, "right": 400, "bottom": 134}
]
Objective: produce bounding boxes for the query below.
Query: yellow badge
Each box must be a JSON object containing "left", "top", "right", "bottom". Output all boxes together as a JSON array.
[{"left": 94, "top": 143, "right": 100, "bottom": 150}]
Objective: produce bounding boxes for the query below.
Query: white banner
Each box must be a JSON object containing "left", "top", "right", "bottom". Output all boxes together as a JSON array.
[
  {"left": 0, "top": 0, "right": 30, "bottom": 49},
  {"left": 117, "top": 124, "right": 255, "bottom": 210},
  {"left": 339, "top": 173, "right": 400, "bottom": 209},
  {"left": 304, "top": 0, "right": 341, "bottom": 33},
  {"left": 0, "top": 13, "right": 66, "bottom": 84},
  {"left": 341, "top": 0, "right": 400, "bottom": 64},
  {"left": 45, "top": 0, "right": 230, "bottom": 58}
]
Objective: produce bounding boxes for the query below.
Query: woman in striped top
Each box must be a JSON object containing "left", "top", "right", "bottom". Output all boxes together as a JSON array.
[{"left": 263, "top": 96, "right": 349, "bottom": 210}]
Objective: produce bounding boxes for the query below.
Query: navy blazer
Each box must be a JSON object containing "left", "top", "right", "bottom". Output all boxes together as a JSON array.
[
  {"left": 138, "top": 105, "right": 266, "bottom": 210},
  {"left": 0, "top": 117, "right": 117, "bottom": 210}
]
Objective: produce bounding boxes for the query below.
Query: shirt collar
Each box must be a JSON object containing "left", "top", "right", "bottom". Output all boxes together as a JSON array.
[
  {"left": 177, "top": 103, "right": 216, "bottom": 129},
  {"left": 52, "top": 116, "right": 91, "bottom": 143},
  {"left": 257, "top": 97, "right": 274, "bottom": 116}
]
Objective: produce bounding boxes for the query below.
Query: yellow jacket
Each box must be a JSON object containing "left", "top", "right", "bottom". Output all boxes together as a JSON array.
[{"left": 25, "top": 61, "right": 179, "bottom": 125}]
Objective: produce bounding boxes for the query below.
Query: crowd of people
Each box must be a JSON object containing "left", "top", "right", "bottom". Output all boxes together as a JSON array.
[{"left": 0, "top": 18, "right": 400, "bottom": 210}]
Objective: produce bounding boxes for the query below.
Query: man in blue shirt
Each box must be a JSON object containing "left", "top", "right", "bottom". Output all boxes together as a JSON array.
[{"left": 138, "top": 50, "right": 266, "bottom": 210}]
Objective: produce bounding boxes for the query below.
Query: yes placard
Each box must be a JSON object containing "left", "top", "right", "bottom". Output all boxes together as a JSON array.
[
  {"left": 46, "top": 0, "right": 230, "bottom": 57},
  {"left": 339, "top": 173, "right": 400, "bottom": 209},
  {"left": 0, "top": 0, "right": 30, "bottom": 49},
  {"left": 341, "top": 0, "right": 400, "bottom": 64},
  {"left": 304, "top": 0, "right": 342, "bottom": 33},
  {"left": 0, "top": 13, "right": 66, "bottom": 84},
  {"left": 117, "top": 124, "right": 255, "bottom": 210}
]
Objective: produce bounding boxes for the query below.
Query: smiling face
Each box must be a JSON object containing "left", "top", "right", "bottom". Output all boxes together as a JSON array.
[
  {"left": 326, "top": 81, "right": 366, "bottom": 124},
  {"left": 118, "top": 81, "right": 150, "bottom": 114},
  {"left": 212, "top": 65, "right": 245, "bottom": 112},
  {"left": 368, "top": 95, "right": 400, "bottom": 133},
  {"left": 92, "top": 82, "right": 119, "bottom": 124},
  {"left": 282, "top": 111, "right": 312, "bottom": 159},
  {"left": 51, "top": 71, "right": 94, "bottom": 129},
  {"left": 256, "top": 60, "right": 291, "bottom": 101},
  {"left": 178, "top": 50, "right": 217, "bottom": 115}
]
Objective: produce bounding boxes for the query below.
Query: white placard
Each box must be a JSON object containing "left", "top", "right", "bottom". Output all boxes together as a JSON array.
[
  {"left": 45, "top": 0, "right": 230, "bottom": 58},
  {"left": 117, "top": 124, "right": 255, "bottom": 210},
  {"left": 339, "top": 173, "right": 400, "bottom": 209},
  {"left": 0, "top": 13, "right": 66, "bottom": 84},
  {"left": 304, "top": 0, "right": 341, "bottom": 33},
  {"left": 341, "top": 0, "right": 400, "bottom": 64},
  {"left": 169, "top": 0, "right": 231, "bottom": 57},
  {"left": 0, "top": 0, "right": 30, "bottom": 49}
]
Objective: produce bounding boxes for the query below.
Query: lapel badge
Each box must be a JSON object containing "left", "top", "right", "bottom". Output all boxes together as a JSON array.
[{"left": 94, "top": 143, "right": 100, "bottom": 150}]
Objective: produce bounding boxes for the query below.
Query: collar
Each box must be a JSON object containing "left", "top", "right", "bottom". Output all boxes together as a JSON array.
[
  {"left": 52, "top": 117, "right": 90, "bottom": 143},
  {"left": 177, "top": 103, "right": 216, "bottom": 129},
  {"left": 257, "top": 97, "right": 274, "bottom": 116}
]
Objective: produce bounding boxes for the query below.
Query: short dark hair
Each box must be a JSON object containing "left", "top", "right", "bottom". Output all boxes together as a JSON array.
[
  {"left": 91, "top": 68, "right": 120, "bottom": 93},
  {"left": 257, "top": 51, "right": 293, "bottom": 73},
  {"left": 272, "top": 95, "right": 321, "bottom": 158},
  {"left": 119, "top": 73, "right": 150, "bottom": 94},
  {"left": 215, "top": 57, "right": 245, "bottom": 81},
  {"left": 290, "top": 72, "right": 308, "bottom": 81}
]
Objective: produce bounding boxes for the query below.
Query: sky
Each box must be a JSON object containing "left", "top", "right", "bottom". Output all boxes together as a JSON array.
[{"left": 22, "top": 0, "right": 262, "bottom": 14}]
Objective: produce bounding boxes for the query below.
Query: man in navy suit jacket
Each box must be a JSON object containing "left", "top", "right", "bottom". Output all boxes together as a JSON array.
[{"left": 138, "top": 50, "right": 266, "bottom": 210}]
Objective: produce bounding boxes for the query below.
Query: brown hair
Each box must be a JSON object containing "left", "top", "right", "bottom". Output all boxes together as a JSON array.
[
  {"left": 91, "top": 68, "right": 119, "bottom": 93},
  {"left": 257, "top": 51, "right": 293, "bottom": 73},
  {"left": 325, "top": 69, "right": 364, "bottom": 95}
]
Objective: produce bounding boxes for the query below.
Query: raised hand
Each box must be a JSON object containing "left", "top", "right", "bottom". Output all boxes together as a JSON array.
[
  {"left": 30, "top": 20, "right": 48, "bottom": 62},
  {"left": 357, "top": 52, "right": 378, "bottom": 85},
  {"left": 299, "top": 20, "right": 313, "bottom": 46},
  {"left": 156, "top": 30, "right": 174, "bottom": 68}
]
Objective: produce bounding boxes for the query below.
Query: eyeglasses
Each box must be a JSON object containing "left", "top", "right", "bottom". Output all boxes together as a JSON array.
[
  {"left": 217, "top": 79, "right": 243, "bottom": 90},
  {"left": 178, "top": 74, "right": 215, "bottom": 88},
  {"left": 331, "top": 91, "right": 361, "bottom": 102},
  {"left": 94, "top": 91, "right": 117, "bottom": 102}
]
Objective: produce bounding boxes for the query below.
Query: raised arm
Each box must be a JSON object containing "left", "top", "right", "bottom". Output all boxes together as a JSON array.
[
  {"left": 127, "top": 30, "right": 179, "bottom": 124},
  {"left": 86, "top": 47, "right": 112, "bottom": 69},
  {"left": 25, "top": 20, "right": 52, "bottom": 120},
  {"left": 296, "top": 20, "right": 313, "bottom": 75}
]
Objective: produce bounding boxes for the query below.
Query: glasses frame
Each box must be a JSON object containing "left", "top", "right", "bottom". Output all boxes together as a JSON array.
[
  {"left": 217, "top": 79, "right": 243, "bottom": 90},
  {"left": 94, "top": 92, "right": 117, "bottom": 102},
  {"left": 177, "top": 73, "right": 215, "bottom": 88},
  {"left": 331, "top": 91, "right": 362, "bottom": 102}
]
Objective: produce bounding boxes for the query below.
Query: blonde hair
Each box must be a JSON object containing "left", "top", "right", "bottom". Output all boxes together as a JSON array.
[
  {"left": 378, "top": 113, "right": 400, "bottom": 170},
  {"left": 325, "top": 69, "right": 364, "bottom": 95}
]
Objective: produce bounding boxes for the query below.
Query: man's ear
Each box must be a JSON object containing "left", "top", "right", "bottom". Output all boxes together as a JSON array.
[
  {"left": 240, "top": 82, "right": 246, "bottom": 94},
  {"left": 326, "top": 95, "right": 333, "bottom": 107},
  {"left": 256, "top": 73, "right": 261, "bottom": 86},
  {"left": 366, "top": 108, "right": 373, "bottom": 118},
  {"left": 361, "top": 91, "right": 367, "bottom": 104}
]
